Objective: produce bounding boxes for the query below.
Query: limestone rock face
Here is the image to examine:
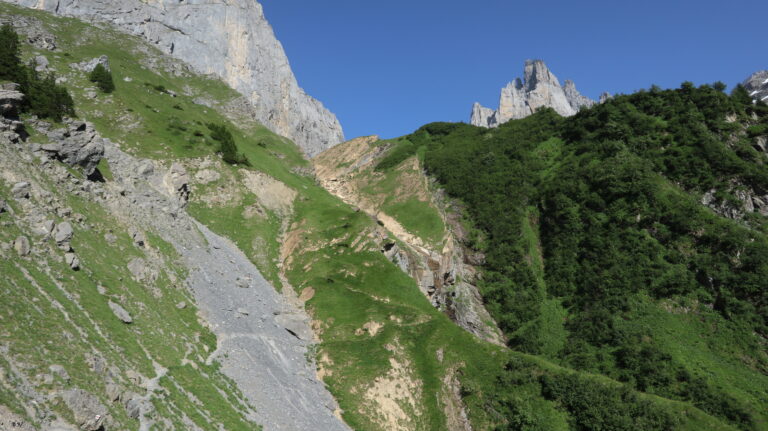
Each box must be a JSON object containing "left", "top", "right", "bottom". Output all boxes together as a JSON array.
[
  {"left": 743, "top": 70, "right": 768, "bottom": 103},
  {"left": 563, "top": 79, "right": 596, "bottom": 111},
  {"left": 4, "top": 0, "right": 344, "bottom": 156},
  {"left": 470, "top": 60, "right": 595, "bottom": 128}
]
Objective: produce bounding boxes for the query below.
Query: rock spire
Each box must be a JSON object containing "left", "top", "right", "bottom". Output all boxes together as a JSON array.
[{"left": 470, "top": 59, "right": 595, "bottom": 128}]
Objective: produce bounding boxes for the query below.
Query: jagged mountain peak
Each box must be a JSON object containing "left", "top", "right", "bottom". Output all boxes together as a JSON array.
[
  {"left": 744, "top": 70, "right": 768, "bottom": 103},
  {"left": 470, "top": 59, "right": 595, "bottom": 128}
]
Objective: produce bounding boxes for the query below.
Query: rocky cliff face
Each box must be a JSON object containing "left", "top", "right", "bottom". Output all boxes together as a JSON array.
[
  {"left": 744, "top": 70, "right": 768, "bottom": 103},
  {"left": 470, "top": 59, "right": 594, "bottom": 128},
  {"left": 3, "top": 0, "right": 344, "bottom": 156}
]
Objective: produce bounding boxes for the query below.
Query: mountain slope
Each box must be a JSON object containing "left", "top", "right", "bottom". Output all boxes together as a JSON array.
[
  {"left": 1, "top": 0, "right": 344, "bottom": 156},
  {"left": 366, "top": 82, "right": 768, "bottom": 431},
  {"left": 1, "top": 3, "right": 765, "bottom": 431}
]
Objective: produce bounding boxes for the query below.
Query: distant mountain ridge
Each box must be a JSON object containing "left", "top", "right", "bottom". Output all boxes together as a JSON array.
[{"left": 470, "top": 59, "right": 596, "bottom": 128}]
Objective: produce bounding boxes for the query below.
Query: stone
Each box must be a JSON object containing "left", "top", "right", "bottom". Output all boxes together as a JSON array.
[
  {"left": 39, "top": 121, "right": 105, "bottom": 175},
  {"left": 0, "top": 199, "right": 7, "bottom": 213},
  {"left": 61, "top": 388, "right": 108, "bottom": 431},
  {"left": 163, "top": 162, "right": 190, "bottom": 203},
  {"left": 6, "top": 0, "right": 344, "bottom": 156},
  {"left": 54, "top": 221, "right": 74, "bottom": 245},
  {"left": 33, "top": 55, "right": 49, "bottom": 72},
  {"left": 105, "top": 382, "right": 122, "bottom": 402},
  {"left": 125, "top": 397, "right": 142, "bottom": 419},
  {"left": 108, "top": 300, "right": 133, "bottom": 323},
  {"left": 136, "top": 160, "right": 155, "bottom": 177},
  {"left": 130, "top": 228, "right": 146, "bottom": 248},
  {"left": 104, "top": 232, "right": 117, "bottom": 244},
  {"left": 176, "top": 301, "right": 186, "bottom": 309},
  {"left": 0, "top": 89, "right": 25, "bottom": 118},
  {"left": 11, "top": 181, "right": 30, "bottom": 199},
  {"left": 74, "top": 55, "right": 111, "bottom": 73},
  {"left": 599, "top": 92, "right": 613, "bottom": 104},
  {"left": 65, "top": 252, "right": 80, "bottom": 270},
  {"left": 14, "top": 236, "right": 30, "bottom": 256},
  {"left": 470, "top": 60, "right": 596, "bottom": 128}
]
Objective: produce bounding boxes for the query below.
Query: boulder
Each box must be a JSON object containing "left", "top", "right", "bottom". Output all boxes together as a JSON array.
[
  {"left": 54, "top": 221, "right": 74, "bottom": 245},
  {"left": 14, "top": 236, "right": 30, "bottom": 256},
  {"left": 108, "top": 301, "right": 133, "bottom": 324},
  {"left": 163, "top": 162, "right": 190, "bottom": 203},
  {"left": 64, "top": 252, "right": 80, "bottom": 270},
  {"left": 40, "top": 121, "right": 105, "bottom": 175},
  {"left": 60, "top": 389, "right": 108, "bottom": 431},
  {"left": 0, "top": 89, "right": 24, "bottom": 118},
  {"left": 74, "top": 55, "right": 111, "bottom": 73},
  {"left": 33, "top": 55, "right": 49, "bottom": 72},
  {"left": 11, "top": 182, "right": 30, "bottom": 199}
]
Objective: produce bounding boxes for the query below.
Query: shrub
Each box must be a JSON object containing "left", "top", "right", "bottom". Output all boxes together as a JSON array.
[
  {"left": 88, "top": 64, "right": 115, "bottom": 93},
  {"left": 207, "top": 123, "right": 250, "bottom": 166}
]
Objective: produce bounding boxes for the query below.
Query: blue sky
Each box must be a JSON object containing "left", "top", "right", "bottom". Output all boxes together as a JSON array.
[{"left": 260, "top": 0, "right": 768, "bottom": 140}]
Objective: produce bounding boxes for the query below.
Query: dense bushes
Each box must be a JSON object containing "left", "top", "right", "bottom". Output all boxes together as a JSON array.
[
  {"left": 89, "top": 64, "right": 115, "bottom": 93},
  {"left": 0, "top": 24, "right": 74, "bottom": 121},
  {"left": 378, "top": 82, "right": 768, "bottom": 429},
  {"left": 207, "top": 123, "right": 250, "bottom": 166}
]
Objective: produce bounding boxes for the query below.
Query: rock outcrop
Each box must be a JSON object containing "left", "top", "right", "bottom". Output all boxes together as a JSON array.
[
  {"left": 470, "top": 59, "right": 595, "bottom": 128},
  {"left": 3, "top": 0, "right": 344, "bottom": 156},
  {"left": 743, "top": 70, "right": 768, "bottom": 103}
]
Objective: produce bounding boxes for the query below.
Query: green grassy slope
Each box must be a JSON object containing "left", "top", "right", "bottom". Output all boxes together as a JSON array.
[{"left": 0, "top": 4, "right": 757, "bottom": 430}]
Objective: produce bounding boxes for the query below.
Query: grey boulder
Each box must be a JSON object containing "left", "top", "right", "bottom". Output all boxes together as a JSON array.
[
  {"left": 64, "top": 252, "right": 80, "bottom": 270},
  {"left": 14, "top": 236, "right": 30, "bottom": 256},
  {"left": 61, "top": 389, "right": 108, "bottom": 431},
  {"left": 0, "top": 89, "right": 24, "bottom": 118},
  {"left": 108, "top": 300, "right": 133, "bottom": 323},
  {"left": 11, "top": 182, "right": 30, "bottom": 199},
  {"left": 54, "top": 221, "right": 74, "bottom": 245}
]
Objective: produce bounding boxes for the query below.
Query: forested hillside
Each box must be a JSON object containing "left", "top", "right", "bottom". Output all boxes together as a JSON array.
[{"left": 374, "top": 84, "right": 768, "bottom": 430}]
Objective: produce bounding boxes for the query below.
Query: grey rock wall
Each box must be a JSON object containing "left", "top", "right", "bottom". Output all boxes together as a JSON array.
[
  {"left": 3, "top": 0, "right": 344, "bottom": 157},
  {"left": 470, "top": 59, "right": 595, "bottom": 128}
]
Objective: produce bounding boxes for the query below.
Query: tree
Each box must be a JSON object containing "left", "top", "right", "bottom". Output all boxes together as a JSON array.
[
  {"left": 207, "top": 123, "right": 250, "bottom": 165},
  {"left": 0, "top": 24, "right": 25, "bottom": 84},
  {"left": 88, "top": 64, "right": 115, "bottom": 93}
]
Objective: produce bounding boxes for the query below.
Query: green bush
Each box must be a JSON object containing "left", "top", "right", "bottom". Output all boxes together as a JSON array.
[
  {"left": 207, "top": 123, "right": 250, "bottom": 166},
  {"left": 88, "top": 64, "right": 115, "bottom": 93}
]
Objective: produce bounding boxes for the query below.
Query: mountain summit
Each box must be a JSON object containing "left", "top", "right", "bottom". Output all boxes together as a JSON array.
[{"left": 470, "top": 59, "right": 595, "bottom": 128}]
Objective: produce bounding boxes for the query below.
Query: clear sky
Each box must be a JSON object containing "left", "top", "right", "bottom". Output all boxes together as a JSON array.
[{"left": 260, "top": 0, "right": 768, "bottom": 141}]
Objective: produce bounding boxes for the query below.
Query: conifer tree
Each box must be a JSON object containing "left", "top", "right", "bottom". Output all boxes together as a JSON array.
[{"left": 89, "top": 64, "right": 115, "bottom": 93}]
